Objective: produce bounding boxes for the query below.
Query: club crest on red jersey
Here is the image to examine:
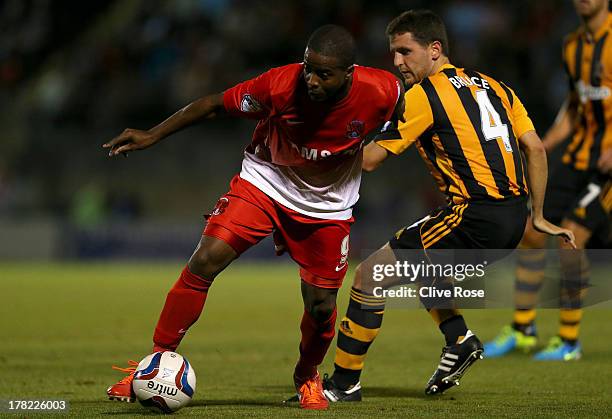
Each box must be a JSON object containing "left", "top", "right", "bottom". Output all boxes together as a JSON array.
[
  {"left": 240, "top": 94, "right": 262, "bottom": 113},
  {"left": 346, "top": 120, "right": 365, "bottom": 139},
  {"left": 205, "top": 197, "right": 230, "bottom": 219}
]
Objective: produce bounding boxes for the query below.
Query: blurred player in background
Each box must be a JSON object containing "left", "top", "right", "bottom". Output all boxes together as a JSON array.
[
  {"left": 485, "top": 0, "right": 612, "bottom": 361},
  {"left": 103, "top": 24, "right": 402, "bottom": 410},
  {"left": 322, "top": 10, "right": 575, "bottom": 401},
  {"left": 599, "top": 148, "right": 612, "bottom": 173}
]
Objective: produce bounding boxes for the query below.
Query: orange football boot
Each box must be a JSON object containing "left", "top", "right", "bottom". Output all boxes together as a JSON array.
[
  {"left": 294, "top": 371, "right": 329, "bottom": 410},
  {"left": 106, "top": 360, "right": 138, "bottom": 402}
]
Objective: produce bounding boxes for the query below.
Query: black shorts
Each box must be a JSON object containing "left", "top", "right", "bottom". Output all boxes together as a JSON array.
[
  {"left": 389, "top": 196, "right": 528, "bottom": 253},
  {"left": 384, "top": 197, "right": 527, "bottom": 309},
  {"left": 544, "top": 162, "right": 610, "bottom": 242}
]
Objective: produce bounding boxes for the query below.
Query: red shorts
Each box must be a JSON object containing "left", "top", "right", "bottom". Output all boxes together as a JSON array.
[{"left": 203, "top": 175, "right": 354, "bottom": 289}]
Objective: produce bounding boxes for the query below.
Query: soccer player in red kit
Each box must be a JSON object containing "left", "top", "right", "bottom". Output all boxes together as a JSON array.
[{"left": 103, "top": 25, "right": 402, "bottom": 410}]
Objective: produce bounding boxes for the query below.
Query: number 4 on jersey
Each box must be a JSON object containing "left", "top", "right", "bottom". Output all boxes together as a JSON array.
[{"left": 475, "top": 90, "right": 512, "bottom": 152}]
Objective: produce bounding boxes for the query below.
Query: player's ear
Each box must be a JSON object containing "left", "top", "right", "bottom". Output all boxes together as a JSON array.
[{"left": 430, "top": 41, "right": 442, "bottom": 60}]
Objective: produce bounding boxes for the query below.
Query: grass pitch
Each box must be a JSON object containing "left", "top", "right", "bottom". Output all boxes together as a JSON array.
[{"left": 1, "top": 262, "right": 611, "bottom": 417}]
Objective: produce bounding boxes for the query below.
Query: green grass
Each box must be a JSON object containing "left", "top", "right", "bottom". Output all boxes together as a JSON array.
[{"left": 1, "top": 262, "right": 611, "bottom": 417}]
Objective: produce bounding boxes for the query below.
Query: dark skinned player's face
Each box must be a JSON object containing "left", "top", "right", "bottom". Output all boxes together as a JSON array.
[{"left": 303, "top": 48, "right": 352, "bottom": 102}]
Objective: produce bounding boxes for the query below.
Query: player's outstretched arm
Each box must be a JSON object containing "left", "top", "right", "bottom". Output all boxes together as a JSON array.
[
  {"left": 362, "top": 141, "right": 389, "bottom": 172},
  {"left": 103, "top": 93, "right": 225, "bottom": 157},
  {"left": 519, "top": 130, "right": 576, "bottom": 248},
  {"left": 541, "top": 92, "right": 578, "bottom": 153}
]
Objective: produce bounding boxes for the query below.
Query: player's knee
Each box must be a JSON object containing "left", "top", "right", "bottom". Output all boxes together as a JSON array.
[
  {"left": 309, "top": 298, "right": 336, "bottom": 322},
  {"left": 188, "top": 236, "right": 237, "bottom": 279},
  {"left": 353, "top": 264, "right": 381, "bottom": 295},
  {"left": 520, "top": 226, "right": 547, "bottom": 249},
  {"left": 188, "top": 249, "right": 227, "bottom": 279},
  {"left": 188, "top": 252, "right": 217, "bottom": 279},
  {"left": 352, "top": 263, "right": 365, "bottom": 291},
  {"left": 303, "top": 285, "right": 337, "bottom": 322}
]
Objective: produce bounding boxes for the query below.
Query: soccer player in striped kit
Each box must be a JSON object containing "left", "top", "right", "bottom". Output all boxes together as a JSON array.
[
  {"left": 485, "top": 0, "right": 612, "bottom": 362},
  {"left": 323, "top": 10, "right": 575, "bottom": 400}
]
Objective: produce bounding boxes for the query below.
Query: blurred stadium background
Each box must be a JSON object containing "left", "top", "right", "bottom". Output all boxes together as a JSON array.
[
  {"left": 0, "top": 0, "right": 593, "bottom": 260},
  {"left": 2, "top": 2, "right": 612, "bottom": 416}
]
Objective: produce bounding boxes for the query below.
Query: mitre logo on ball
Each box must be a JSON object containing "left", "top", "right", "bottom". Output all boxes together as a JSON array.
[{"left": 132, "top": 351, "right": 196, "bottom": 414}]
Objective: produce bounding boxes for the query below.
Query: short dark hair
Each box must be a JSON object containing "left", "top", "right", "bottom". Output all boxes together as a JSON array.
[
  {"left": 386, "top": 10, "right": 449, "bottom": 56},
  {"left": 306, "top": 24, "right": 356, "bottom": 68}
]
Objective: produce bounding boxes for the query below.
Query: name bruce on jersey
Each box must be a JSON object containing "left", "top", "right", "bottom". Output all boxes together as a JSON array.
[{"left": 448, "top": 74, "right": 490, "bottom": 90}]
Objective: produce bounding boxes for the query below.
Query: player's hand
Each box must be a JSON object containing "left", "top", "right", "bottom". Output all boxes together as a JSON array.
[
  {"left": 532, "top": 216, "right": 576, "bottom": 249},
  {"left": 103, "top": 128, "right": 159, "bottom": 157},
  {"left": 542, "top": 138, "right": 557, "bottom": 153},
  {"left": 274, "top": 243, "right": 287, "bottom": 256},
  {"left": 596, "top": 148, "right": 612, "bottom": 175},
  {"left": 272, "top": 230, "right": 287, "bottom": 256}
]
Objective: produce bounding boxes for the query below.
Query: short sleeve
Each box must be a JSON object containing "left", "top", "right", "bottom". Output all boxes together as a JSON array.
[
  {"left": 385, "top": 77, "right": 403, "bottom": 121},
  {"left": 372, "top": 120, "right": 401, "bottom": 142},
  {"left": 223, "top": 71, "right": 272, "bottom": 119},
  {"left": 508, "top": 87, "right": 536, "bottom": 138},
  {"left": 376, "top": 84, "right": 434, "bottom": 155}
]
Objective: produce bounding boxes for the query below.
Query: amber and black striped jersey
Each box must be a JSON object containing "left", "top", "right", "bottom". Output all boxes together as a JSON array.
[
  {"left": 376, "top": 63, "right": 534, "bottom": 204},
  {"left": 601, "top": 180, "right": 612, "bottom": 214},
  {"left": 562, "top": 13, "right": 612, "bottom": 171}
]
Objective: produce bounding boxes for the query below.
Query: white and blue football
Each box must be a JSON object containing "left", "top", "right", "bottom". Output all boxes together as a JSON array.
[{"left": 132, "top": 351, "right": 196, "bottom": 413}]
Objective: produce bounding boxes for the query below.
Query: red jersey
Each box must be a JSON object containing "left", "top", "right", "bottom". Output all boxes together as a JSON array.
[
  {"left": 224, "top": 63, "right": 400, "bottom": 166},
  {"left": 223, "top": 63, "right": 400, "bottom": 219}
]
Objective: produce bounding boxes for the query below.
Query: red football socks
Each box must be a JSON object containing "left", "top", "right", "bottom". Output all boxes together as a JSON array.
[
  {"left": 294, "top": 307, "right": 337, "bottom": 380},
  {"left": 153, "top": 266, "right": 213, "bottom": 352},
  {"left": 153, "top": 265, "right": 337, "bottom": 381}
]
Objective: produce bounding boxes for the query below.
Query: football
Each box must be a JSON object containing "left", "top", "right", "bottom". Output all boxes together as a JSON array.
[{"left": 132, "top": 351, "right": 196, "bottom": 413}]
